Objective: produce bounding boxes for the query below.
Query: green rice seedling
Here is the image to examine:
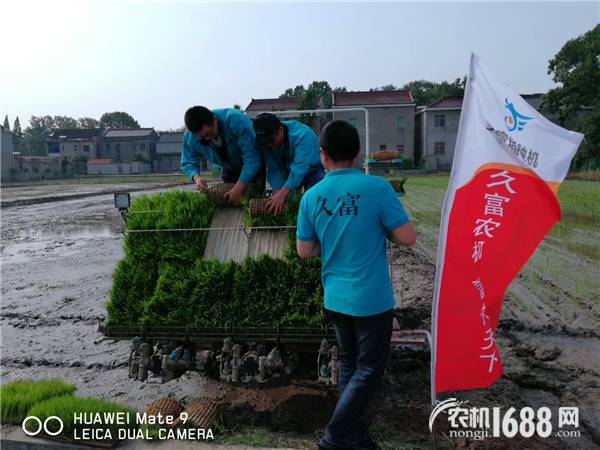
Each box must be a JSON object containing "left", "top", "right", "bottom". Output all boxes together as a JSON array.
[
  {"left": 106, "top": 255, "right": 158, "bottom": 327},
  {"left": 187, "top": 260, "right": 239, "bottom": 328},
  {"left": 232, "top": 256, "right": 295, "bottom": 326},
  {"left": 284, "top": 257, "right": 325, "bottom": 327},
  {"left": 140, "top": 262, "right": 196, "bottom": 326},
  {"left": 124, "top": 191, "right": 216, "bottom": 264},
  {"left": 25, "top": 396, "right": 137, "bottom": 444},
  {"left": 107, "top": 190, "right": 328, "bottom": 329},
  {"left": 1, "top": 380, "right": 76, "bottom": 424}
]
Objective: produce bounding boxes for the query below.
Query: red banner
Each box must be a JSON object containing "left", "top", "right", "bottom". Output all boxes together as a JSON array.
[
  {"left": 430, "top": 54, "right": 582, "bottom": 400},
  {"left": 434, "top": 164, "right": 560, "bottom": 394}
]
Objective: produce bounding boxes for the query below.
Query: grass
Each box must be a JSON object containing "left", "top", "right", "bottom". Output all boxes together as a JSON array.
[
  {"left": 552, "top": 179, "right": 600, "bottom": 235},
  {"left": 370, "top": 416, "right": 429, "bottom": 450},
  {"left": 217, "top": 426, "right": 298, "bottom": 448},
  {"left": 25, "top": 396, "right": 137, "bottom": 443},
  {"left": 214, "top": 421, "right": 427, "bottom": 450},
  {"left": 0, "top": 380, "right": 76, "bottom": 424}
]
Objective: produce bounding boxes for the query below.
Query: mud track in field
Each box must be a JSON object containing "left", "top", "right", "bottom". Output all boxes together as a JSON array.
[{"left": 1, "top": 183, "right": 598, "bottom": 449}]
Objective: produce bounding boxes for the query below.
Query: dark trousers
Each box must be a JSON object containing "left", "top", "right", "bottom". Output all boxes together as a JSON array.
[
  {"left": 222, "top": 167, "right": 266, "bottom": 192},
  {"left": 320, "top": 309, "right": 393, "bottom": 449}
]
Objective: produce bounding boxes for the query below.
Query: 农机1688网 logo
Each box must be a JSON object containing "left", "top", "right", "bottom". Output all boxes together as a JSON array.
[{"left": 429, "top": 399, "right": 581, "bottom": 441}]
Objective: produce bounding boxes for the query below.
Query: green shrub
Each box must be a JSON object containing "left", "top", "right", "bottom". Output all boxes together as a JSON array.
[
  {"left": 1, "top": 380, "right": 76, "bottom": 424},
  {"left": 25, "top": 396, "right": 137, "bottom": 443}
]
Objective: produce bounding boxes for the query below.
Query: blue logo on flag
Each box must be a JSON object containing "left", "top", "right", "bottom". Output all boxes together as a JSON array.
[{"left": 504, "top": 98, "right": 533, "bottom": 132}]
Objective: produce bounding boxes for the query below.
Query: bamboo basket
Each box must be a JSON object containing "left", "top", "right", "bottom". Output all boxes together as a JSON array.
[
  {"left": 144, "top": 398, "right": 184, "bottom": 425},
  {"left": 249, "top": 198, "right": 286, "bottom": 217},
  {"left": 208, "top": 183, "right": 236, "bottom": 204},
  {"left": 389, "top": 178, "right": 406, "bottom": 194},
  {"left": 174, "top": 397, "right": 223, "bottom": 429},
  {"left": 371, "top": 150, "right": 400, "bottom": 161}
]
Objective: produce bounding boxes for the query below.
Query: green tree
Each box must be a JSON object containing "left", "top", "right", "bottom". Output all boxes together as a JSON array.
[
  {"left": 372, "top": 84, "right": 398, "bottom": 91},
  {"left": 280, "top": 82, "right": 347, "bottom": 109},
  {"left": 78, "top": 117, "right": 101, "bottom": 128},
  {"left": 401, "top": 78, "right": 465, "bottom": 106},
  {"left": 100, "top": 112, "right": 140, "bottom": 129},
  {"left": 22, "top": 127, "right": 46, "bottom": 156},
  {"left": 13, "top": 116, "right": 23, "bottom": 153},
  {"left": 280, "top": 85, "right": 306, "bottom": 99},
  {"left": 53, "top": 116, "right": 79, "bottom": 129},
  {"left": 541, "top": 24, "right": 600, "bottom": 170},
  {"left": 3, "top": 115, "right": 9, "bottom": 130},
  {"left": 13, "top": 117, "right": 22, "bottom": 136},
  {"left": 29, "top": 115, "right": 55, "bottom": 131}
]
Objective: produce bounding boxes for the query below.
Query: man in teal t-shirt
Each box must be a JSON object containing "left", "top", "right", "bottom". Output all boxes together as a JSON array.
[{"left": 296, "top": 120, "right": 416, "bottom": 450}]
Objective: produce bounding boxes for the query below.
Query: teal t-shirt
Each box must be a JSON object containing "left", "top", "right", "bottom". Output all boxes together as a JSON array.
[{"left": 296, "top": 168, "right": 410, "bottom": 317}]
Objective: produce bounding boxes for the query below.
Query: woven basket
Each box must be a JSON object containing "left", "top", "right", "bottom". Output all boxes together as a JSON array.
[
  {"left": 249, "top": 198, "right": 286, "bottom": 217},
  {"left": 144, "top": 398, "right": 184, "bottom": 423},
  {"left": 174, "top": 397, "right": 222, "bottom": 429},
  {"left": 371, "top": 150, "right": 400, "bottom": 161},
  {"left": 208, "top": 183, "right": 236, "bottom": 204},
  {"left": 389, "top": 178, "right": 406, "bottom": 194}
]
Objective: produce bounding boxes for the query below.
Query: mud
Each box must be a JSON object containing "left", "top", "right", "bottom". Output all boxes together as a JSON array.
[
  {"left": 1, "top": 184, "right": 599, "bottom": 449},
  {"left": 0, "top": 181, "right": 187, "bottom": 208}
]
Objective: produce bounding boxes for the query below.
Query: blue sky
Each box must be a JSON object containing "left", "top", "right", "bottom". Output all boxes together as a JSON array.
[{"left": 1, "top": 1, "right": 598, "bottom": 130}]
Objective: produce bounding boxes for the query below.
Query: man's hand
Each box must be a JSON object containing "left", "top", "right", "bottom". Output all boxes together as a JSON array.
[
  {"left": 225, "top": 181, "right": 246, "bottom": 204},
  {"left": 193, "top": 175, "right": 209, "bottom": 193},
  {"left": 266, "top": 187, "right": 290, "bottom": 215}
]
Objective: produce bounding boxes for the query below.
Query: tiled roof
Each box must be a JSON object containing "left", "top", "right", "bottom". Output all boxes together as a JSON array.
[
  {"left": 333, "top": 90, "right": 413, "bottom": 107},
  {"left": 428, "top": 97, "right": 463, "bottom": 109},
  {"left": 158, "top": 132, "right": 183, "bottom": 143},
  {"left": 48, "top": 128, "right": 103, "bottom": 140},
  {"left": 103, "top": 128, "right": 156, "bottom": 138},
  {"left": 87, "top": 159, "right": 113, "bottom": 165},
  {"left": 246, "top": 97, "right": 303, "bottom": 111}
]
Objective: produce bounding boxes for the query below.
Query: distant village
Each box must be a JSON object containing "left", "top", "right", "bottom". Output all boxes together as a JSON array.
[{"left": 0, "top": 90, "right": 584, "bottom": 183}]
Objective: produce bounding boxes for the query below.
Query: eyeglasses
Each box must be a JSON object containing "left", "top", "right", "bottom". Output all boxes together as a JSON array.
[{"left": 195, "top": 125, "right": 215, "bottom": 145}]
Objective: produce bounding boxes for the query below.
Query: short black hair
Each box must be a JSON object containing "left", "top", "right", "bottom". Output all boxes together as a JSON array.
[
  {"left": 184, "top": 106, "right": 214, "bottom": 133},
  {"left": 319, "top": 120, "right": 360, "bottom": 162}
]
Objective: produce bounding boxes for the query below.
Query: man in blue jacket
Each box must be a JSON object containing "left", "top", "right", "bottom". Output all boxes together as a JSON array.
[
  {"left": 296, "top": 120, "right": 416, "bottom": 450},
  {"left": 253, "top": 113, "right": 324, "bottom": 214},
  {"left": 181, "top": 106, "right": 263, "bottom": 203}
]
